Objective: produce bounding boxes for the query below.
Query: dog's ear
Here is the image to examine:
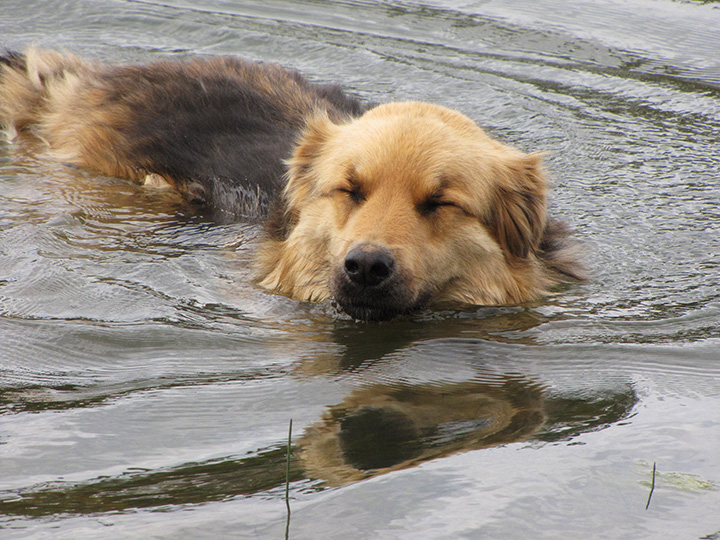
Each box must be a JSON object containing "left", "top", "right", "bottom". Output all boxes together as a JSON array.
[
  {"left": 485, "top": 152, "right": 548, "bottom": 260},
  {"left": 283, "top": 113, "right": 338, "bottom": 211}
]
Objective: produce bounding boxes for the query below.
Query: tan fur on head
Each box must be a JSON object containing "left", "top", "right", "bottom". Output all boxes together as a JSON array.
[{"left": 257, "top": 101, "right": 564, "bottom": 318}]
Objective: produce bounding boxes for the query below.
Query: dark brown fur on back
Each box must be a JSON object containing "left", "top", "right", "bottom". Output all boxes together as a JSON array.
[{"left": 110, "top": 58, "right": 365, "bottom": 212}]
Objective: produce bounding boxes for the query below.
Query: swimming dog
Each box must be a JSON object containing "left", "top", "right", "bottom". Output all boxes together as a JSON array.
[{"left": 0, "top": 48, "right": 583, "bottom": 320}]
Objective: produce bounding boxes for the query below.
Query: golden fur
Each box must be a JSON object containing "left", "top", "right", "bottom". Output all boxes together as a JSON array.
[{"left": 0, "top": 48, "right": 583, "bottom": 320}]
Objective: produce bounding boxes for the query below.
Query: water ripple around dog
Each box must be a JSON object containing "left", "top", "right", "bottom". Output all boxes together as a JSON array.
[{"left": 2, "top": 1, "right": 720, "bottom": 538}]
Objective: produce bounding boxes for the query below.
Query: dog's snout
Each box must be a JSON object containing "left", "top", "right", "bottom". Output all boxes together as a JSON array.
[{"left": 344, "top": 245, "right": 395, "bottom": 287}]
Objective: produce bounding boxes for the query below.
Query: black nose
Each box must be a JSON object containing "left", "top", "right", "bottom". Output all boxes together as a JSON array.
[{"left": 344, "top": 245, "right": 395, "bottom": 287}]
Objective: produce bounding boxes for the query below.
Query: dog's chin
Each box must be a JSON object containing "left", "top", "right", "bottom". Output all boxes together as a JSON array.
[
  {"left": 331, "top": 273, "right": 429, "bottom": 322},
  {"left": 335, "top": 301, "right": 412, "bottom": 322}
]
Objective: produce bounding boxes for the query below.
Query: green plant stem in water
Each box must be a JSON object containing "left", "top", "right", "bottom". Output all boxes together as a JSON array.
[
  {"left": 285, "top": 419, "right": 293, "bottom": 540},
  {"left": 645, "top": 462, "right": 656, "bottom": 510}
]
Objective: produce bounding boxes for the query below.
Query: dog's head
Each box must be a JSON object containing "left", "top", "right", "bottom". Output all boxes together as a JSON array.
[{"left": 257, "top": 102, "right": 562, "bottom": 321}]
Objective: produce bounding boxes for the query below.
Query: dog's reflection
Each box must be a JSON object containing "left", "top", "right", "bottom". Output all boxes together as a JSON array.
[
  {"left": 0, "top": 376, "right": 637, "bottom": 515},
  {"left": 300, "top": 378, "right": 545, "bottom": 485}
]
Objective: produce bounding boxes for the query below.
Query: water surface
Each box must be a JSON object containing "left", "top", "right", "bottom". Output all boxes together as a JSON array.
[{"left": 1, "top": 1, "right": 719, "bottom": 538}]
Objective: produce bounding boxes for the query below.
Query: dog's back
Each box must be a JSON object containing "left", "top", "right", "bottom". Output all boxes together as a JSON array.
[{"left": 0, "top": 47, "right": 365, "bottom": 218}]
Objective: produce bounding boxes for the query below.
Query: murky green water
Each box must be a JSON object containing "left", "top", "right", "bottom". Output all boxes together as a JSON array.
[{"left": 1, "top": 1, "right": 719, "bottom": 538}]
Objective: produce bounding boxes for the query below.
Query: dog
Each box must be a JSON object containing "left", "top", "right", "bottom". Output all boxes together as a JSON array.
[{"left": 0, "top": 47, "right": 584, "bottom": 321}]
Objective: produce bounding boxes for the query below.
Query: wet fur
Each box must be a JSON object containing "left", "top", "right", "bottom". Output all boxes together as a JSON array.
[{"left": 0, "top": 47, "right": 584, "bottom": 320}]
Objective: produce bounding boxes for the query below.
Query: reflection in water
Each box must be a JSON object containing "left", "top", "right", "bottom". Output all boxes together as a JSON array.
[
  {"left": 0, "top": 447, "right": 304, "bottom": 517},
  {"left": 295, "top": 306, "right": 549, "bottom": 376},
  {"left": 0, "top": 377, "right": 636, "bottom": 516},
  {"left": 300, "top": 378, "right": 545, "bottom": 486}
]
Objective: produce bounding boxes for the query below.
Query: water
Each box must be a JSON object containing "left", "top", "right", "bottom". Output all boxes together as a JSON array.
[{"left": 1, "top": 0, "right": 719, "bottom": 538}]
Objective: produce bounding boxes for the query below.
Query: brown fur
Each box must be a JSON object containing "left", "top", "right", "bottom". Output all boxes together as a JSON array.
[{"left": 0, "top": 48, "right": 584, "bottom": 321}]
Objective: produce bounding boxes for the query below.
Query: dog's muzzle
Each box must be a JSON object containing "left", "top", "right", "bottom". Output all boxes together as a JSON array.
[{"left": 332, "top": 243, "right": 426, "bottom": 321}]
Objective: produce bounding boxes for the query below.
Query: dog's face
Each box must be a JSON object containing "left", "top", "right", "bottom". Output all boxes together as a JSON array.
[{"left": 257, "top": 102, "right": 551, "bottom": 321}]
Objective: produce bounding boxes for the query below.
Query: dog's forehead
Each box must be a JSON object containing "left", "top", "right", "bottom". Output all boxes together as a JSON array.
[
  {"left": 331, "top": 111, "right": 504, "bottom": 196},
  {"left": 339, "top": 117, "right": 466, "bottom": 169}
]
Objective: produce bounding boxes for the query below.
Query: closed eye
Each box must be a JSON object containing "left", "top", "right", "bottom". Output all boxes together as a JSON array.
[
  {"left": 417, "top": 198, "right": 459, "bottom": 216},
  {"left": 336, "top": 186, "right": 366, "bottom": 204}
]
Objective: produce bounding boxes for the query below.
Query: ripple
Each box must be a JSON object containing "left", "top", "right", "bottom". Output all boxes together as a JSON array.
[{"left": 1, "top": 1, "right": 720, "bottom": 537}]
